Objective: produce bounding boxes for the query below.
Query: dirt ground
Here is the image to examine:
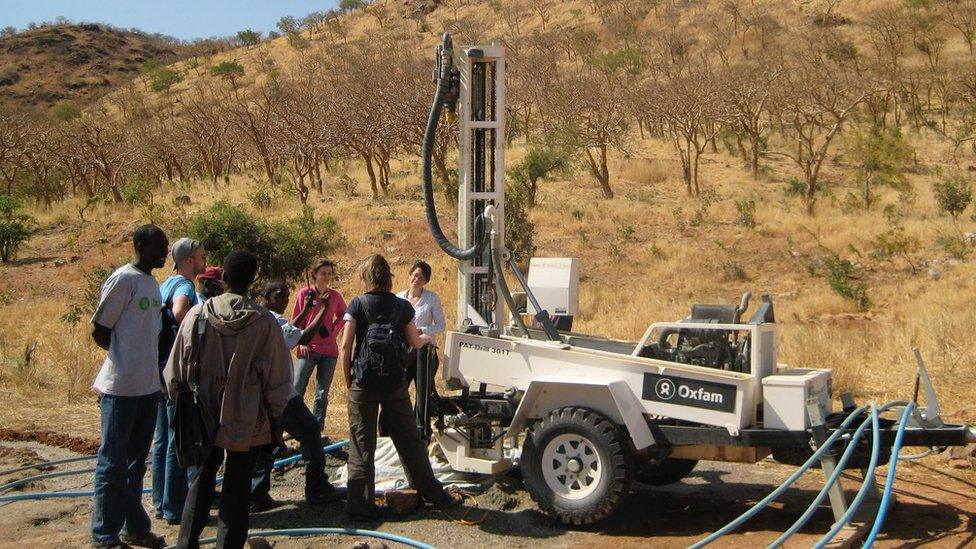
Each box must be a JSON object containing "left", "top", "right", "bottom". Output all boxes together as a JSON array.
[{"left": 1, "top": 438, "right": 974, "bottom": 549}]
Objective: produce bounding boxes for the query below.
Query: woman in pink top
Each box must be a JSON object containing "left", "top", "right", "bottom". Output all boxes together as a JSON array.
[{"left": 292, "top": 259, "right": 347, "bottom": 430}]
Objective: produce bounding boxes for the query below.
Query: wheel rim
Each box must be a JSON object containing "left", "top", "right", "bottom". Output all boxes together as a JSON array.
[{"left": 540, "top": 433, "right": 603, "bottom": 500}]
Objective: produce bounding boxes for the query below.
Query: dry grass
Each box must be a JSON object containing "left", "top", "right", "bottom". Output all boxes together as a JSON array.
[{"left": 4, "top": 112, "right": 976, "bottom": 439}]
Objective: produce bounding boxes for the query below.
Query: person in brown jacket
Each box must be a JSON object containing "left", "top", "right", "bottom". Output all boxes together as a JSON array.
[{"left": 163, "top": 251, "right": 293, "bottom": 549}]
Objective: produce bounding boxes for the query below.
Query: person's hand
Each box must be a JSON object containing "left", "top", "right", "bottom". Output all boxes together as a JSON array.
[
  {"left": 318, "top": 290, "right": 330, "bottom": 307},
  {"left": 270, "top": 417, "right": 288, "bottom": 456},
  {"left": 418, "top": 333, "right": 434, "bottom": 347},
  {"left": 296, "top": 345, "right": 309, "bottom": 359},
  {"left": 303, "top": 288, "right": 318, "bottom": 309}
]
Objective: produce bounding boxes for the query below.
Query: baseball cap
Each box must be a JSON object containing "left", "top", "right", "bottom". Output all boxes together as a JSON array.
[
  {"left": 198, "top": 266, "right": 223, "bottom": 282},
  {"left": 171, "top": 238, "right": 202, "bottom": 271}
]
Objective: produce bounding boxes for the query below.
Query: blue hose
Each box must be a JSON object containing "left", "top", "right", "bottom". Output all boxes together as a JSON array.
[
  {"left": 688, "top": 404, "right": 871, "bottom": 549},
  {"left": 812, "top": 404, "right": 882, "bottom": 549},
  {"left": 167, "top": 527, "right": 436, "bottom": 549},
  {"left": 862, "top": 402, "right": 915, "bottom": 548},
  {"left": 0, "top": 467, "right": 101, "bottom": 493},
  {"left": 767, "top": 408, "right": 877, "bottom": 548},
  {"left": 0, "top": 441, "right": 349, "bottom": 503}
]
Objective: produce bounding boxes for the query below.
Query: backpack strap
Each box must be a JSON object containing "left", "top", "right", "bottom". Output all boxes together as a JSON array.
[{"left": 189, "top": 311, "right": 208, "bottom": 390}]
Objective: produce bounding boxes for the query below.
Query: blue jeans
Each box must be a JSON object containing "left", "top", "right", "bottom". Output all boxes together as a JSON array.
[
  {"left": 91, "top": 391, "right": 159, "bottom": 546},
  {"left": 293, "top": 352, "right": 337, "bottom": 429},
  {"left": 151, "top": 395, "right": 188, "bottom": 521}
]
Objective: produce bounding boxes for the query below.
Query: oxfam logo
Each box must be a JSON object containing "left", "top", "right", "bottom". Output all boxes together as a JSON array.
[
  {"left": 654, "top": 378, "right": 676, "bottom": 401},
  {"left": 138, "top": 297, "right": 150, "bottom": 310}
]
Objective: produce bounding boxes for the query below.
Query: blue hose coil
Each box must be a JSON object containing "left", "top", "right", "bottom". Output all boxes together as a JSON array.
[{"left": 862, "top": 402, "right": 915, "bottom": 548}]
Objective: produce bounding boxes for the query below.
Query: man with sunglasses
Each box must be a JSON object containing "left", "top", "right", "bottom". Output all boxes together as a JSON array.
[{"left": 249, "top": 280, "right": 343, "bottom": 512}]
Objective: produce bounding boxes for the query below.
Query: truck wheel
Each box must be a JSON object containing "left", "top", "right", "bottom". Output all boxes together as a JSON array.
[
  {"left": 522, "top": 407, "right": 632, "bottom": 526},
  {"left": 634, "top": 458, "right": 698, "bottom": 486}
]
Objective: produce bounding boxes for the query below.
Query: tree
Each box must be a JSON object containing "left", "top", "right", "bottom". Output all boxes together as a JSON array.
[
  {"left": 768, "top": 36, "right": 877, "bottom": 213},
  {"left": 0, "top": 195, "right": 35, "bottom": 262},
  {"left": 0, "top": 26, "right": 16, "bottom": 38},
  {"left": 210, "top": 61, "right": 245, "bottom": 85},
  {"left": 339, "top": 0, "right": 366, "bottom": 12},
  {"left": 236, "top": 29, "right": 262, "bottom": 48},
  {"left": 848, "top": 126, "right": 913, "bottom": 208},
  {"left": 723, "top": 62, "right": 782, "bottom": 178},
  {"left": 0, "top": 109, "right": 30, "bottom": 194},
  {"left": 933, "top": 173, "right": 973, "bottom": 221},
  {"left": 639, "top": 67, "right": 733, "bottom": 196},
  {"left": 149, "top": 68, "right": 182, "bottom": 93},
  {"left": 510, "top": 145, "right": 572, "bottom": 206},
  {"left": 542, "top": 69, "right": 629, "bottom": 198},
  {"left": 276, "top": 16, "right": 299, "bottom": 35}
]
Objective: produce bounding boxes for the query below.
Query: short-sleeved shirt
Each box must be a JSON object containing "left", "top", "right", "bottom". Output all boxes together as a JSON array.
[
  {"left": 271, "top": 310, "right": 304, "bottom": 350},
  {"left": 343, "top": 291, "right": 415, "bottom": 360},
  {"left": 91, "top": 264, "right": 162, "bottom": 397},
  {"left": 292, "top": 287, "right": 347, "bottom": 357},
  {"left": 160, "top": 275, "right": 198, "bottom": 309}
]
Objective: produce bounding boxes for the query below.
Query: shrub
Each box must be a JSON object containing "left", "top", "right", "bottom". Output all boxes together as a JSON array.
[
  {"left": 734, "top": 198, "right": 757, "bottom": 228},
  {"left": 236, "top": 29, "right": 262, "bottom": 48},
  {"left": 246, "top": 187, "right": 275, "bottom": 209},
  {"left": 61, "top": 266, "right": 112, "bottom": 325},
  {"left": 721, "top": 260, "right": 748, "bottom": 282},
  {"left": 149, "top": 68, "right": 182, "bottom": 93},
  {"left": 505, "top": 175, "right": 536, "bottom": 263},
  {"left": 0, "top": 195, "right": 36, "bottom": 262},
  {"left": 870, "top": 225, "right": 920, "bottom": 273},
  {"left": 210, "top": 61, "right": 245, "bottom": 81},
  {"left": 933, "top": 173, "right": 973, "bottom": 221},
  {"left": 186, "top": 201, "right": 343, "bottom": 287},
  {"left": 50, "top": 101, "right": 81, "bottom": 122},
  {"left": 848, "top": 126, "right": 913, "bottom": 209},
  {"left": 823, "top": 256, "right": 870, "bottom": 311}
]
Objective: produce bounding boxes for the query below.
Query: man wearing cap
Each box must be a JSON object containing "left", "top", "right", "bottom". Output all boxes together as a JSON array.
[
  {"left": 196, "top": 266, "right": 223, "bottom": 303},
  {"left": 151, "top": 238, "right": 207, "bottom": 525}
]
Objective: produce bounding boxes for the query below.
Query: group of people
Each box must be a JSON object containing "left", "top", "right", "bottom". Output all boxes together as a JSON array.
[{"left": 89, "top": 223, "right": 455, "bottom": 549}]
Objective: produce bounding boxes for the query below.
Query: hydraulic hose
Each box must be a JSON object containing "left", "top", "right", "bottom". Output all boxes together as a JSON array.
[
  {"left": 689, "top": 404, "right": 871, "bottom": 549},
  {"left": 0, "top": 441, "right": 349, "bottom": 504},
  {"left": 863, "top": 402, "right": 916, "bottom": 548},
  {"left": 422, "top": 33, "right": 487, "bottom": 262},
  {"left": 167, "top": 528, "right": 435, "bottom": 549},
  {"left": 767, "top": 408, "right": 877, "bottom": 548},
  {"left": 0, "top": 466, "right": 100, "bottom": 494}
]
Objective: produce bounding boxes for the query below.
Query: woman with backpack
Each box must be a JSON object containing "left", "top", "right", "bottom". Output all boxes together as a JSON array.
[{"left": 338, "top": 254, "right": 462, "bottom": 520}]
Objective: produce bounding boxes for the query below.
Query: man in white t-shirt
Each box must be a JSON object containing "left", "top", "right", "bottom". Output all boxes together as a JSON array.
[{"left": 90, "top": 224, "right": 169, "bottom": 549}]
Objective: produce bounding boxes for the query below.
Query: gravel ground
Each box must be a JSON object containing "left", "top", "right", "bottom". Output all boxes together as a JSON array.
[{"left": 1, "top": 441, "right": 974, "bottom": 548}]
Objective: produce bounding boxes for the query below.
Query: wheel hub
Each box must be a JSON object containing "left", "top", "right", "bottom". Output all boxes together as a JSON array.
[{"left": 540, "top": 434, "right": 602, "bottom": 500}]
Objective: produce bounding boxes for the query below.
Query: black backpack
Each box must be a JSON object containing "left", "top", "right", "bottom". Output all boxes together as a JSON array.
[
  {"left": 158, "top": 281, "right": 188, "bottom": 368},
  {"left": 353, "top": 299, "right": 409, "bottom": 391}
]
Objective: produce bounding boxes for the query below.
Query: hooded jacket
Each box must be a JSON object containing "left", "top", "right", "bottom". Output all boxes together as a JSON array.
[{"left": 163, "top": 293, "right": 294, "bottom": 452}]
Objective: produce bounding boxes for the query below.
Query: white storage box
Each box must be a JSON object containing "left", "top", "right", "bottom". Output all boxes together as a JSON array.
[
  {"left": 526, "top": 257, "right": 580, "bottom": 316},
  {"left": 761, "top": 369, "right": 832, "bottom": 431}
]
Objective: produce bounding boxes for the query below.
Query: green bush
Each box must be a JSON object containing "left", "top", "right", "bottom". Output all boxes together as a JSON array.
[
  {"left": 933, "top": 173, "right": 973, "bottom": 221},
  {"left": 0, "top": 195, "right": 36, "bottom": 263},
  {"left": 505, "top": 175, "right": 536, "bottom": 264},
  {"left": 734, "top": 198, "right": 757, "bottom": 228},
  {"left": 824, "top": 256, "right": 870, "bottom": 311},
  {"left": 149, "top": 68, "right": 182, "bottom": 93},
  {"left": 186, "top": 201, "right": 343, "bottom": 287},
  {"left": 210, "top": 61, "right": 245, "bottom": 81},
  {"left": 50, "top": 101, "right": 81, "bottom": 122}
]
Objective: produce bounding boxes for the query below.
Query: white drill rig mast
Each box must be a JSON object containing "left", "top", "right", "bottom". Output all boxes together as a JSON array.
[{"left": 456, "top": 44, "right": 506, "bottom": 329}]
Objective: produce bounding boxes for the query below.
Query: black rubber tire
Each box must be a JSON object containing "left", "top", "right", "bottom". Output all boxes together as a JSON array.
[
  {"left": 521, "top": 407, "right": 632, "bottom": 526},
  {"left": 634, "top": 458, "right": 698, "bottom": 486}
]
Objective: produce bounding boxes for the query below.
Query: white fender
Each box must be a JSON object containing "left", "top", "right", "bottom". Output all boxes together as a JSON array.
[{"left": 508, "top": 376, "right": 655, "bottom": 450}]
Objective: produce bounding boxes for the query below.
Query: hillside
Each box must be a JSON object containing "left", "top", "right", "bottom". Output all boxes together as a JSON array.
[
  {"left": 0, "top": 23, "right": 178, "bottom": 112},
  {"left": 3, "top": 0, "right": 976, "bottom": 437}
]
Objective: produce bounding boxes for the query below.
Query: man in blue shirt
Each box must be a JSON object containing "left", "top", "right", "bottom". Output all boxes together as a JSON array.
[{"left": 152, "top": 238, "right": 206, "bottom": 525}]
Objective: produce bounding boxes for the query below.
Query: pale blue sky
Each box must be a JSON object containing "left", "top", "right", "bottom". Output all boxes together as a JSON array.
[{"left": 0, "top": 1, "right": 339, "bottom": 41}]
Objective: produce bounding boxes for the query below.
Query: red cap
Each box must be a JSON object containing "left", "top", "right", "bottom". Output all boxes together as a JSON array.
[{"left": 197, "top": 266, "right": 223, "bottom": 282}]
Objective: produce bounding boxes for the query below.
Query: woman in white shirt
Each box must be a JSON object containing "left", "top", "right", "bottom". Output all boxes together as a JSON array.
[{"left": 396, "top": 260, "right": 445, "bottom": 383}]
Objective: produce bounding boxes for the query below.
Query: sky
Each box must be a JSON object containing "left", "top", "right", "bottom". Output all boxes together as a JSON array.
[{"left": 0, "top": 0, "right": 339, "bottom": 41}]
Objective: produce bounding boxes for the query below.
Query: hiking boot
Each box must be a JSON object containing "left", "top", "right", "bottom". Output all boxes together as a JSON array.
[
  {"left": 249, "top": 493, "right": 281, "bottom": 513},
  {"left": 119, "top": 530, "right": 165, "bottom": 549},
  {"left": 306, "top": 483, "right": 344, "bottom": 505},
  {"left": 346, "top": 504, "right": 391, "bottom": 522}
]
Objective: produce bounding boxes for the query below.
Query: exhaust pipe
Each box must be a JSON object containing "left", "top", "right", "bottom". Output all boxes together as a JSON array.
[{"left": 967, "top": 426, "right": 976, "bottom": 443}]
